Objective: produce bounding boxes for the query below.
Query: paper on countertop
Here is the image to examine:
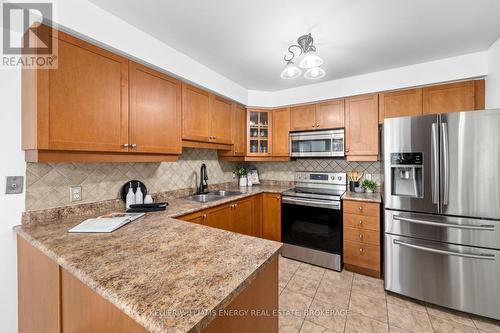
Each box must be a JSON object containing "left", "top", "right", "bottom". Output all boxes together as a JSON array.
[{"left": 68, "top": 212, "right": 145, "bottom": 233}]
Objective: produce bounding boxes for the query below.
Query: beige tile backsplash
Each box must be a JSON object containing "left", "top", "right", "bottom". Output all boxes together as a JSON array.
[
  {"left": 26, "top": 149, "right": 237, "bottom": 211},
  {"left": 26, "top": 148, "right": 383, "bottom": 211},
  {"left": 253, "top": 159, "right": 383, "bottom": 184}
]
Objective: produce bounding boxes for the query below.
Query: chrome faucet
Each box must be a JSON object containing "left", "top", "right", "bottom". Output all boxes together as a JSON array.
[{"left": 197, "top": 163, "right": 209, "bottom": 194}]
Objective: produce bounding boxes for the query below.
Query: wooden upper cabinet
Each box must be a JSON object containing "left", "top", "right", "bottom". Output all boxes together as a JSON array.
[
  {"left": 247, "top": 109, "right": 272, "bottom": 157},
  {"left": 233, "top": 105, "right": 247, "bottom": 155},
  {"left": 23, "top": 29, "right": 129, "bottom": 153},
  {"left": 316, "top": 99, "right": 344, "bottom": 129},
  {"left": 290, "top": 104, "right": 316, "bottom": 131},
  {"left": 218, "top": 103, "right": 246, "bottom": 157},
  {"left": 182, "top": 84, "right": 233, "bottom": 145},
  {"left": 423, "top": 81, "right": 476, "bottom": 115},
  {"left": 272, "top": 107, "right": 290, "bottom": 157},
  {"left": 182, "top": 83, "right": 211, "bottom": 142},
  {"left": 345, "top": 94, "right": 379, "bottom": 161},
  {"left": 210, "top": 95, "right": 233, "bottom": 144},
  {"left": 22, "top": 26, "right": 181, "bottom": 162},
  {"left": 379, "top": 88, "right": 423, "bottom": 122},
  {"left": 129, "top": 62, "right": 181, "bottom": 154}
]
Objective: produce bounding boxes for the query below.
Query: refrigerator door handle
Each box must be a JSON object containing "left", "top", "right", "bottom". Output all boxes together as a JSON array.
[
  {"left": 431, "top": 123, "right": 439, "bottom": 205},
  {"left": 393, "top": 239, "right": 495, "bottom": 260},
  {"left": 441, "top": 122, "right": 450, "bottom": 205},
  {"left": 393, "top": 215, "right": 495, "bottom": 231}
]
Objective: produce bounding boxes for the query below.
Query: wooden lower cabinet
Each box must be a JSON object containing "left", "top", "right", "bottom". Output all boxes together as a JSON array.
[
  {"left": 18, "top": 237, "right": 61, "bottom": 333},
  {"left": 18, "top": 236, "right": 278, "bottom": 333},
  {"left": 178, "top": 193, "right": 280, "bottom": 240},
  {"left": 61, "top": 269, "right": 148, "bottom": 333},
  {"left": 204, "top": 257, "right": 278, "bottom": 333},
  {"left": 180, "top": 210, "right": 206, "bottom": 224},
  {"left": 252, "top": 194, "right": 263, "bottom": 238},
  {"left": 262, "top": 193, "right": 281, "bottom": 242},
  {"left": 342, "top": 200, "right": 381, "bottom": 278},
  {"left": 233, "top": 197, "right": 254, "bottom": 236},
  {"left": 178, "top": 194, "right": 273, "bottom": 239},
  {"left": 206, "top": 204, "right": 234, "bottom": 232}
]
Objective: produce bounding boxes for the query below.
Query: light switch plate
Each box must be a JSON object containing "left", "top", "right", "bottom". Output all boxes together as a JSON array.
[
  {"left": 5, "top": 176, "right": 23, "bottom": 194},
  {"left": 70, "top": 186, "right": 82, "bottom": 202}
]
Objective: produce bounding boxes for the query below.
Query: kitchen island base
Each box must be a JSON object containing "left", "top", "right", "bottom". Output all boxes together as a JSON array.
[{"left": 18, "top": 236, "right": 279, "bottom": 333}]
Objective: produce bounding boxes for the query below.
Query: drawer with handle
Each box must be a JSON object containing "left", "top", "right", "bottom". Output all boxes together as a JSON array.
[
  {"left": 344, "top": 240, "right": 380, "bottom": 271},
  {"left": 344, "top": 227, "right": 380, "bottom": 245},
  {"left": 344, "top": 213, "right": 380, "bottom": 231},
  {"left": 343, "top": 200, "right": 380, "bottom": 217}
]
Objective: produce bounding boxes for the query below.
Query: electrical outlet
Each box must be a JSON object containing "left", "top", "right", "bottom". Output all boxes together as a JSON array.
[
  {"left": 5, "top": 176, "right": 23, "bottom": 194},
  {"left": 70, "top": 186, "right": 82, "bottom": 202}
]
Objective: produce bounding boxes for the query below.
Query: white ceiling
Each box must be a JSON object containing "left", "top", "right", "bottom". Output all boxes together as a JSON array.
[{"left": 90, "top": 0, "right": 500, "bottom": 91}]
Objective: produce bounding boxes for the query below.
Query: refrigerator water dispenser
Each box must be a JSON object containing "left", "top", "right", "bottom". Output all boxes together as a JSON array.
[{"left": 390, "top": 153, "right": 423, "bottom": 198}]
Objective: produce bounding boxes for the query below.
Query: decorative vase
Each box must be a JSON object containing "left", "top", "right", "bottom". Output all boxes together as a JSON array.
[
  {"left": 349, "top": 181, "right": 359, "bottom": 192},
  {"left": 366, "top": 188, "right": 374, "bottom": 193},
  {"left": 239, "top": 176, "right": 248, "bottom": 187}
]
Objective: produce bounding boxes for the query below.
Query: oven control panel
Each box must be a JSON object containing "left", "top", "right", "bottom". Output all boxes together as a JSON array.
[{"left": 295, "top": 172, "right": 347, "bottom": 185}]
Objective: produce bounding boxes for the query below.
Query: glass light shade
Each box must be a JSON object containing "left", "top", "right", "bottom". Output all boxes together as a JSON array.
[
  {"left": 298, "top": 50, "right": 323, "bottom": 69},
  {"left": 304, "top": 66, "right": 326, "bottom": 80},
  {"left": 280, "top": 63, "right": 302, "bottom": 79}
]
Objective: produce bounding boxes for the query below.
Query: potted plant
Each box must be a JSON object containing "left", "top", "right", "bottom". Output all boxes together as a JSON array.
[
  {"left": 235, "top": 166, "right": 249, "bottom": 187},
  {"left": 361, "top": 179, "right": 377, "bottom": 193}
]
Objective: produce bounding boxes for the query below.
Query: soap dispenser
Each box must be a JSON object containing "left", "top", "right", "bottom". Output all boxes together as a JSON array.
[
  {"left": 135, "top": 181, "right": 143, "bottom": 204},
  {"left": 126, "top": 182, "right": 135, "bottom": 209}
]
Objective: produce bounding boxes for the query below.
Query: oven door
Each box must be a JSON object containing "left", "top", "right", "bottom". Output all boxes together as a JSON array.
[
  {"left": 290, "top": 130, "right": 344, "bottom": 157},
  {"left": 281, "top": 197, "right": 342, "bottom": 255}
]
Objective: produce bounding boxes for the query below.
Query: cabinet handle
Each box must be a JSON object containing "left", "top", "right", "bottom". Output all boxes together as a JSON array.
[
  {"left": 122, "top": 144, "right": 130, "bottom": 148},
  {"left": 203, "top": 214, "right": 207, "bottom": 219},
  {"left": 235, "top": 203, "right": 238, "bottom": 207},
  {"left": 312, "top": 124, "right": 315, "bottom": 128},
  {"left": 358, "top": 206, "right": 363, "bottom": 212},
  {"left": 359, "top": 248, "right": 364, "bottom": 254},
  {"left": 130, "top": 144, "right": 137, "bottom": 148},
  {"left": 359, "top": 234, "right": 363, "bottom": 239},
  {"left": 316, "top": 123, "right": 319, "bottom": 127},
  {"left": 358, "top": 220, "right": 363, "bottom": 225}
]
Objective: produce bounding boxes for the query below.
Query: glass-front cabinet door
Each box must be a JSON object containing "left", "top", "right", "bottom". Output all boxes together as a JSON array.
[{"left": 247, "top": 109, "right": 273, "bottom": 156}]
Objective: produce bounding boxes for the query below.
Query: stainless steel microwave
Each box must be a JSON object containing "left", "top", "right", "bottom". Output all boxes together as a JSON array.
[{"left": 290, "top": 129, "right": 345, "bottom": 157}]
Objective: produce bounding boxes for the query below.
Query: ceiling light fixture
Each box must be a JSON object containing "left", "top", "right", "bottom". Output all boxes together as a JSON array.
[
  {"left": 304, "top": 66, "right": 326, "bottom": 80},
  {"left": 280, "top": 62, "right": 302, "bottom": 79},
  {"left": 281, "top": 33, "right": 325, "bottom": 80}
]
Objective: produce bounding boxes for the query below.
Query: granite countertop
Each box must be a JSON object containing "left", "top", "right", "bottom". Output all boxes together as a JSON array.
[
  {"left": 14, "top": 185, "right": 290, "bottom": 333},
  {"left": 342, "top": 190, "right": 383, "bottom": 203}
]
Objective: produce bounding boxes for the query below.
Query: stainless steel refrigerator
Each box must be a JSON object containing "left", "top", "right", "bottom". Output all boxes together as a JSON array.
[{"left": 384, "top": 110, "right": 500, "bottom": 320}]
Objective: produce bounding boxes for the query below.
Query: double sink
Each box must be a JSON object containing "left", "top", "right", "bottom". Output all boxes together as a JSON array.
[{"left": 184, "top": 190, "right": 243, "bottom": 203}]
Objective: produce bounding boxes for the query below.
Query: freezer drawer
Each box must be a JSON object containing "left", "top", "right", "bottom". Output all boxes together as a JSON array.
[
  {"left": 385, "top": 234, "right": 500, "bottom": 320},
  {"left": 385, "top": 210, "right": 500, "bottom": 249}
]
